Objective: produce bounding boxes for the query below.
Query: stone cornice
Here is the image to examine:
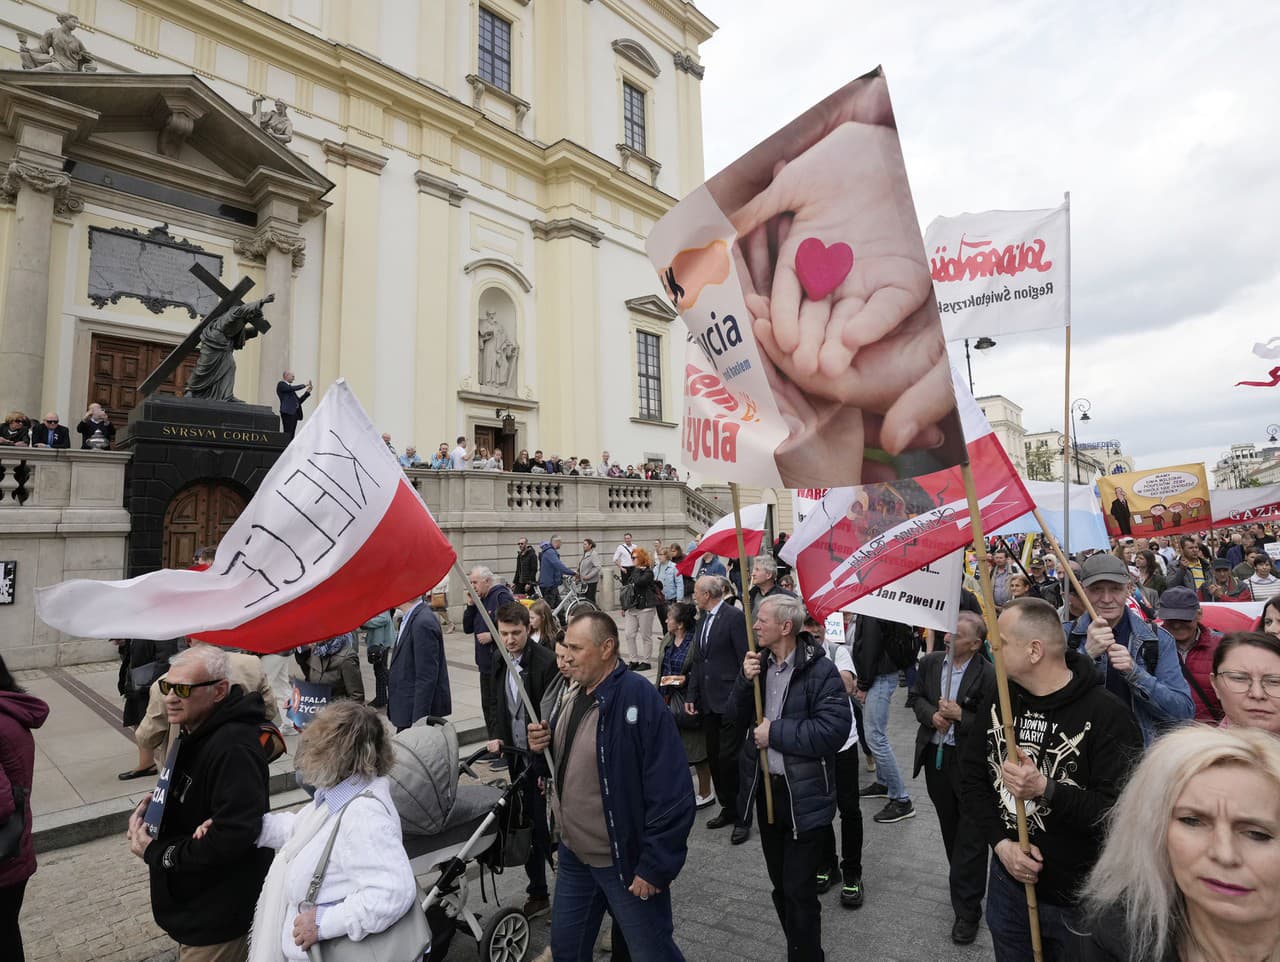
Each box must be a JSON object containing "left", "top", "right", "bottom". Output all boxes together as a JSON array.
[
  {"left": 463, "top": 257, "right": 533, "bottom": 292},
  {"left": 233, "top": 227, "right": 307, "bottom": 268},
  {"left": 531, "top": 217, "right": 604, "bottom": 247},
  {"left": 616, "top": 143, "right": 662, "bottom": 187},
  {"left": 625, "top": 294, "right": 677, "bottom": 322},
  {"left": 612, "top": 39, "right": 661, "bottom": 78},
  {"left": 414, "top": 170, "right": 468, "bottom": 207},
  {"left": 320, "top": 140, "right": 388, "bottom": 175},
  {"left": 465, "top": 74, "right": 531, "bottom": 134}
]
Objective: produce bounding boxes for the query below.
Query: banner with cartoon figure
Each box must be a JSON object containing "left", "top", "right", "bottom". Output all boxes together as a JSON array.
[
  {"left": 646, "top": 67, "right": 965, "bottom": 487},
  {"left": 1096, "top": 464, "right": 1210, "bottom": 539},
  {"left": 926, "top": 203, "right": 1070, "bottom": 341}
]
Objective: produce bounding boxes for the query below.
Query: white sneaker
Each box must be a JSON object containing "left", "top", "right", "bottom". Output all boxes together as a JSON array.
[{"left": 695, "top": 793, "right": 716, "bottom": 809}]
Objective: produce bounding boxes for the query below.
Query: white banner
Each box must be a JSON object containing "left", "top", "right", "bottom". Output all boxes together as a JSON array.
[
  {"left": 927, "top": 203, "right": 1069, "bottom": 341},
  {"left": 993, "top": 480, "right": 1112, "bottom": 552}
]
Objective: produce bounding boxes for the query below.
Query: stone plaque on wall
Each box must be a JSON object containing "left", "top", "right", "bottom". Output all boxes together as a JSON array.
[{"left": 88, "top": 224, "right": 224, "bottom": 319}]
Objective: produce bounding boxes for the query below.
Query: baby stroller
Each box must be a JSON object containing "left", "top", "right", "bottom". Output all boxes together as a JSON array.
[{"left": 388, "top": 718, "right": 535, "bottom": 962}]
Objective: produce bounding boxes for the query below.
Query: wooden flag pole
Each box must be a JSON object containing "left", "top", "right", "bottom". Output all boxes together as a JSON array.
[
  {"left": 962, "top": 462, "right": 1044, "bottom": 962},
  {"left": 730, "top": 481, "right": 774, "bottom": 824},
  {"left": 1032, "top": 509, "right": 1102, "bottom": 623}
]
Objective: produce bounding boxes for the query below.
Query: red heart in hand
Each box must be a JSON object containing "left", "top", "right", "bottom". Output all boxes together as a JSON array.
[{"left": 794, "top": 237, "right": 854, "bottom": 301}]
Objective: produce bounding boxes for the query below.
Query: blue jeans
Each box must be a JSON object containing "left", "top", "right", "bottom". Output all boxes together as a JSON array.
[
  {"left": 550, "top": 845, "right": 684, "bottom": 962},
  {"left": 985, "top": 857, "right": 1078, "bottom": 962},
  {"left": 865, "top": 674, "right": 908, "bottom": 801}
]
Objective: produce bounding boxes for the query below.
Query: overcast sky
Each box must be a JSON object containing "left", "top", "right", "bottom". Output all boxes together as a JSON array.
[{"left": 691, "top": 0, "right": 1280, "bottom": 479}]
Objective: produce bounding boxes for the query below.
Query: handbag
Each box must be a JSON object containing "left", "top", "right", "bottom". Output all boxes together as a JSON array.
[
  {"left": 259, "top": 720, "right": 287, "bottom": 763},
  {"left": 306, "top": 792, "right": 431, "bottom": 962},
  {"left": 0, "top": 784, "right": 27, "bottom": 861},
  {"left": 663, "top": 685, "right": 700, "bottom": 731},
  {"left": 129, "top": 659, "right": 165, "bottom": 693}
]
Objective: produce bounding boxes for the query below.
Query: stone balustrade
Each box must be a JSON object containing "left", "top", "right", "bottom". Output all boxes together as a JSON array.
[{"left": 0, "top": 449, "right": 132, "bottom": 668}]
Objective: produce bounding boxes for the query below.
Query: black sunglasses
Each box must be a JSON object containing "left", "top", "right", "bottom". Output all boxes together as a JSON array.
[{"left": 159, "top": 679, "right": 221, "bottom": 698}]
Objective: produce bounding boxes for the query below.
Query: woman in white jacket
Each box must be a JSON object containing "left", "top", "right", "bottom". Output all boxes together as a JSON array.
[{"left": 248, "top": 701, "right": 419, "bottom": 961}]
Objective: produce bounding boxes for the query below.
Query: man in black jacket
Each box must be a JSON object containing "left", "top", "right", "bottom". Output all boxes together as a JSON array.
[
  {"left": 514, "top": 537, "right": 539, "bottom": 595},
  {"left": 910, "top": 611, "right": 996, "bottom": 945},
  {"left": 388, "top": 595, "right": 451, "bottom": 732},
  {"left": 126, "top": 644, "right": 271, "bottom": 961},
  {"left": 275, "top": 370, "right": 312, "bottom": 439},
  {"left": 30, "top": 412, "right": 70, "bottom": 448},
  {"left": 852, "top": 614, "right": 915, "bottom": 823},
  {"left": 688, "top": 574, "right": 752, "bottom": 843},
  {"left": 486, "top": 602, "right": 559, "bottom": 917},
  {"left": 465, "top": 566, "right": 514, "bottom": 763},
  {"left": 961, "top": 598, "right": 1143, "bottom": 962},
  {"left": 728, "top": 594, "right": 851, "bottom": 962}
]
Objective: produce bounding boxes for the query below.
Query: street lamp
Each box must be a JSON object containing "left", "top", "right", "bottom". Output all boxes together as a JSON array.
[
  {"left": 963, "top": 336, "right": 997, "bottom": 394},
  {"left": 1070, "top": 397, "right": 1092, "bottom": 484},
  {"left": 1268, "top": 424, "right": 1279, "bottom": 444}
]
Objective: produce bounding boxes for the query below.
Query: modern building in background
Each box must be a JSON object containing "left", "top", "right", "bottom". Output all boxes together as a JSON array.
[{"left": 978, "top": 394, "right": 1133, "bottom": 485}]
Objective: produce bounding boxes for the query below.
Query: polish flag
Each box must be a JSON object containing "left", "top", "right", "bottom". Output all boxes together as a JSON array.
[
  {"left": 1210, "top": 482, "right": 1280, "bottom": 529},
  {"left": 1198, "top": 602, "right": 1265, "bottom": 635},
  {"left": 677, "top": 503, "right": 768, "bottom": 576},
  {"left": 780, "top": 372, "right": 1035, "bottom": 621},
  {"left": 35, "top": 381, "right": 456, "bottom": 654}
]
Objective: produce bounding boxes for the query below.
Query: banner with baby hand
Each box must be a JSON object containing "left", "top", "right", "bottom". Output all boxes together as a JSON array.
[{"left": 647, "top": 66, "right": 965, "bottom": 488}]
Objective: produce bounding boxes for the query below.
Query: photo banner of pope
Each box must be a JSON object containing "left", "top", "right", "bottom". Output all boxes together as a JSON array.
[{"left": 35, "top": 380, "right": 456, "bottom": 653}]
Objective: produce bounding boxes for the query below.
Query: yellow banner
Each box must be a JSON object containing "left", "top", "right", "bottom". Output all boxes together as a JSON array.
[{"left": 1096, "top": 463, "right": 1210, "bottom": 539}]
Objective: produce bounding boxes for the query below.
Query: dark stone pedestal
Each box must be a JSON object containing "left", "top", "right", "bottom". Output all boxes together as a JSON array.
[{"left": 118, "top": 396, "right": 287, "bottom": 577}]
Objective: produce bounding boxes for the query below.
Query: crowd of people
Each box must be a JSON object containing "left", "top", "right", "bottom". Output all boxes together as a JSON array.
[
  {"left": 388, "top": 439, "right": 685, "bottom": 482},
  {"left": 0, "top": 403, "right": 117, "bottom": 449},
  {"left": 6, "top": 518, "right": 1280, "bottom": 962}
]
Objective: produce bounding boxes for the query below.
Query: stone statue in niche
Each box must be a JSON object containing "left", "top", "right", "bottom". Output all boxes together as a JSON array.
[
  {"left": 251, "top": 96, "right": 294, "bottom": 145},
  {"left": 477, "top": 309, "right": 519, "bottom": 391},
  {"left": 18, "top": 13, "right": 97, "bottom": 72}
]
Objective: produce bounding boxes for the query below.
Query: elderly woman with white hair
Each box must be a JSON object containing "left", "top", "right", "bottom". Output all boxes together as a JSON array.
[
  {"left": 246, "top": 701, "right": 422, "bottom": 961},
  {"left": 1074, "top": 725, "right": 1280, "bottom": 961}
]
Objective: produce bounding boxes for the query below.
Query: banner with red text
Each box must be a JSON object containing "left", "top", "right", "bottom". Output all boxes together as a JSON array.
[
  {"left": 1210, "top": 482, "right": 1280, "bottom": 529},
  {"left": 927, "top": 202, "right": 1070, "bottom": 341},
  {"left": 35, "top": 381, "right": 456, "bottom": 652},
  {"left": 647, "top": 68, "right": 965, "bottom": 488},
  {"left": 1096, "top": 464, "right": 1211, "bottom": 539},
  {"left": 780, "top": 372, "right": 1034, "bottom": 620}
]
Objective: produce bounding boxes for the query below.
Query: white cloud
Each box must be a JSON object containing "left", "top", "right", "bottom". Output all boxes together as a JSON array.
[{"left": 692, "top": 0, "right": 1280, "bottom": 472}]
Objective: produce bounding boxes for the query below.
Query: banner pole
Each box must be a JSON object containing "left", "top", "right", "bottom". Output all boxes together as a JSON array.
[
  {"left": 1032, "top": 508, "right": 1102, "bottom": 623},
  {"left": 963, "top": 462, "right": 1044, "bottom": 962},
  {"left": 452, "top": 558, "right": 557, "bottom": 782},
  {"left": 1061, "top": 190, "right": 1073, "bottom": 559},
  {"left": 730, "top": 482, "right": 775, "bottom": 824}
]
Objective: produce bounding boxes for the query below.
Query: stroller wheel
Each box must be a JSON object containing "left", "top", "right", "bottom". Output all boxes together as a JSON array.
[{"left": 479, "top": 906, "right": 531, "bottom": 962}]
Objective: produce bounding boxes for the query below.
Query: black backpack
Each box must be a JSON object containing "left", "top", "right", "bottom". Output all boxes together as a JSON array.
[{"left": 883, "top": 621, "right": 918, "bottom": 670}]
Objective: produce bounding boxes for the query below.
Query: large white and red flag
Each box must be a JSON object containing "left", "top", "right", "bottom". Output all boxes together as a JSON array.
[
  {"left": 1210, "top": 482, "right": 1280, "bottom": 528},
  {"left": 926, "top": 202, "right": 1070, "bottom": 341},
  {"left": 35, "top": 381, "right": 455, "bottom": 652},
  {"left": 780, "top": 373, "right": 1035, "bottom": 620},
  {"left": 677, "top": 503, "right": 768, "bottom": 576}
]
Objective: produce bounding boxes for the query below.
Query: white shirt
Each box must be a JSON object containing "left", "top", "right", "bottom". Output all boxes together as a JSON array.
[
  {"left": 613, "top": 543, "right": 636, "bottom": 569},
  {"left": 1250, "top": 574, "right": 1280, "bottom": 601},
  {"left": 449, "top": 445, "right": 468, "bottom": 469},
  {"left": 822, "top": 641, "right": 858, "bottom": 751}
]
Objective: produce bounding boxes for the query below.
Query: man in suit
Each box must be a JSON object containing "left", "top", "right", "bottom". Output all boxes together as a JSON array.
[
  {"left": 909, "top": 611, "right": 997, "bottom": 945},
  {"left": 486, "top": 602, "right": 559, "bottom": 917},
  {"left": 687, "top": 574, "right": 752, "bottom": 844},
  {"left": 31, "top": 412, "right": 70, "bottom": 448},
  {"left": 387, "top": 594, "right": 451, "bottom": 732},
  {"left": 276, "top": 370, "right": 312, "bottom": 439}
]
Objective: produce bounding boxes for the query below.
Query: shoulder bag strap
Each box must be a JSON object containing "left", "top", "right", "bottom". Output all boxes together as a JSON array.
[{"left": 303, "top": 790, "right": 379, "bottom": 906}]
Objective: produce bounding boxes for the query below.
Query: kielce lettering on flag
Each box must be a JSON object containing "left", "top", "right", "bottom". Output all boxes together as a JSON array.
[
  {"left": 779, "top": 372, "right": 1034, "bottom": 621},
  {"left": 1209, "top": 482, "right": 1280, "bottom": 529},
  {"left": 676, "top": 503, "right": 768, "bottom": 577},
  {"left": 34, "top": 380, "right": 456, "bottom": 653}
]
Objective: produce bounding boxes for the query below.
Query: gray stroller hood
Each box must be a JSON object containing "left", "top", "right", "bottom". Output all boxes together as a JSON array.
[{"left": 388, "top": 717, "right": 460, "bottom": 835}]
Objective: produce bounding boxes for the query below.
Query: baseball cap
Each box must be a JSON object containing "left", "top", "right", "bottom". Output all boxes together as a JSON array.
[
  {"left": 1212, "top": 558, "right": 1233, "bottom": 571},
  {"left": 1079, "top": 554, "right": 1130, "bottom": 587},
  {"left": 1157, "top": 586, "right": 1200, "bottom": 621},
  {"left": 1029, "top": 558, "right": 1045, "bottom": 569}
]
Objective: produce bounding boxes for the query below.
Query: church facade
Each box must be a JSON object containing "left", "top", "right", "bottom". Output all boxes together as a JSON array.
[{"left": 0, "top": 0, "right": 715, "bottom": 467}]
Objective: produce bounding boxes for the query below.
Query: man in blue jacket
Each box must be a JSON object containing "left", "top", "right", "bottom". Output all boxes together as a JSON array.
[
  {"left": 538, "top": 535, "right": 575, "bottom": 609},
  {"left": 1065, "top": 553, "right": 1193, "bottom": 744},
  {"left": 528, "top": 610, "right": 695, "bottom": 961},
  {"left": 387, "top": 594, "right": 451, "bottom": 732},
  {"left": 729, "top": 594, "right": 851, "bottom": 962}
]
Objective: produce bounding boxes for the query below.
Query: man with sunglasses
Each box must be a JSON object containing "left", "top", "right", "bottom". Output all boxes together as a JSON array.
[
  {"left": 126, "top": 645, "right": 272, "bottom": 962},
  {"left": 30, "top": 412, "right": 70, "bottom": 448}
]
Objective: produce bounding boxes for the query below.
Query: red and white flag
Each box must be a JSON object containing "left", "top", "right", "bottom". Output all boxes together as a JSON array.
[
  {"left": 1198, "top": 602, "right": 1265, "bottom": 634},
  {"left": 677, "top": 503, "right": 768, "bottom": 577},
  {"left": 926, "top": 202, "right": 1070, "bottom": 341},
  {"left": 780, "top": 372, "right": 1035, "bottom": 621},
  {"left": 35, "top": 381, "right": 455, "bottom": 653},
  {"left": 1210, "top": 482, "right": 1280, "bottom": 528}
]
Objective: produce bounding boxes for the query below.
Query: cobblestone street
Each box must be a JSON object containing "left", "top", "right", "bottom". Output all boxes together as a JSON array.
[{"left": 22, "top": 693, "right": 995, "bottom": 961}]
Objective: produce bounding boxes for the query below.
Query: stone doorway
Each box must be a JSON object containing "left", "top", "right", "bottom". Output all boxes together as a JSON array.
[
  {"left": 89, "top": 333, "right": 196, "bottom": 436},
  {"left": 161, "top": 480, "right": 247, "bottom": 568}
]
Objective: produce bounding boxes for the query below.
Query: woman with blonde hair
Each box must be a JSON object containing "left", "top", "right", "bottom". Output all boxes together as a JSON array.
[
  {"left": 248, "top": 701, "right": 421, "bottom": 961},
  {"left": 1076, "top": 725, "right": 1280, "bottom": 961}
]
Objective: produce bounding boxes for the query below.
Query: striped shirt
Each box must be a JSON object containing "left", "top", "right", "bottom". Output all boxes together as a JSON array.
[{"left": 1250, "top": 575, "right": 1280, "bottom": 602}]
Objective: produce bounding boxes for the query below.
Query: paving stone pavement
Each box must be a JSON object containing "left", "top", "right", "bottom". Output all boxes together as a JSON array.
[{"left": 21, "top": 683, "right": 997, "bottom": 961}]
